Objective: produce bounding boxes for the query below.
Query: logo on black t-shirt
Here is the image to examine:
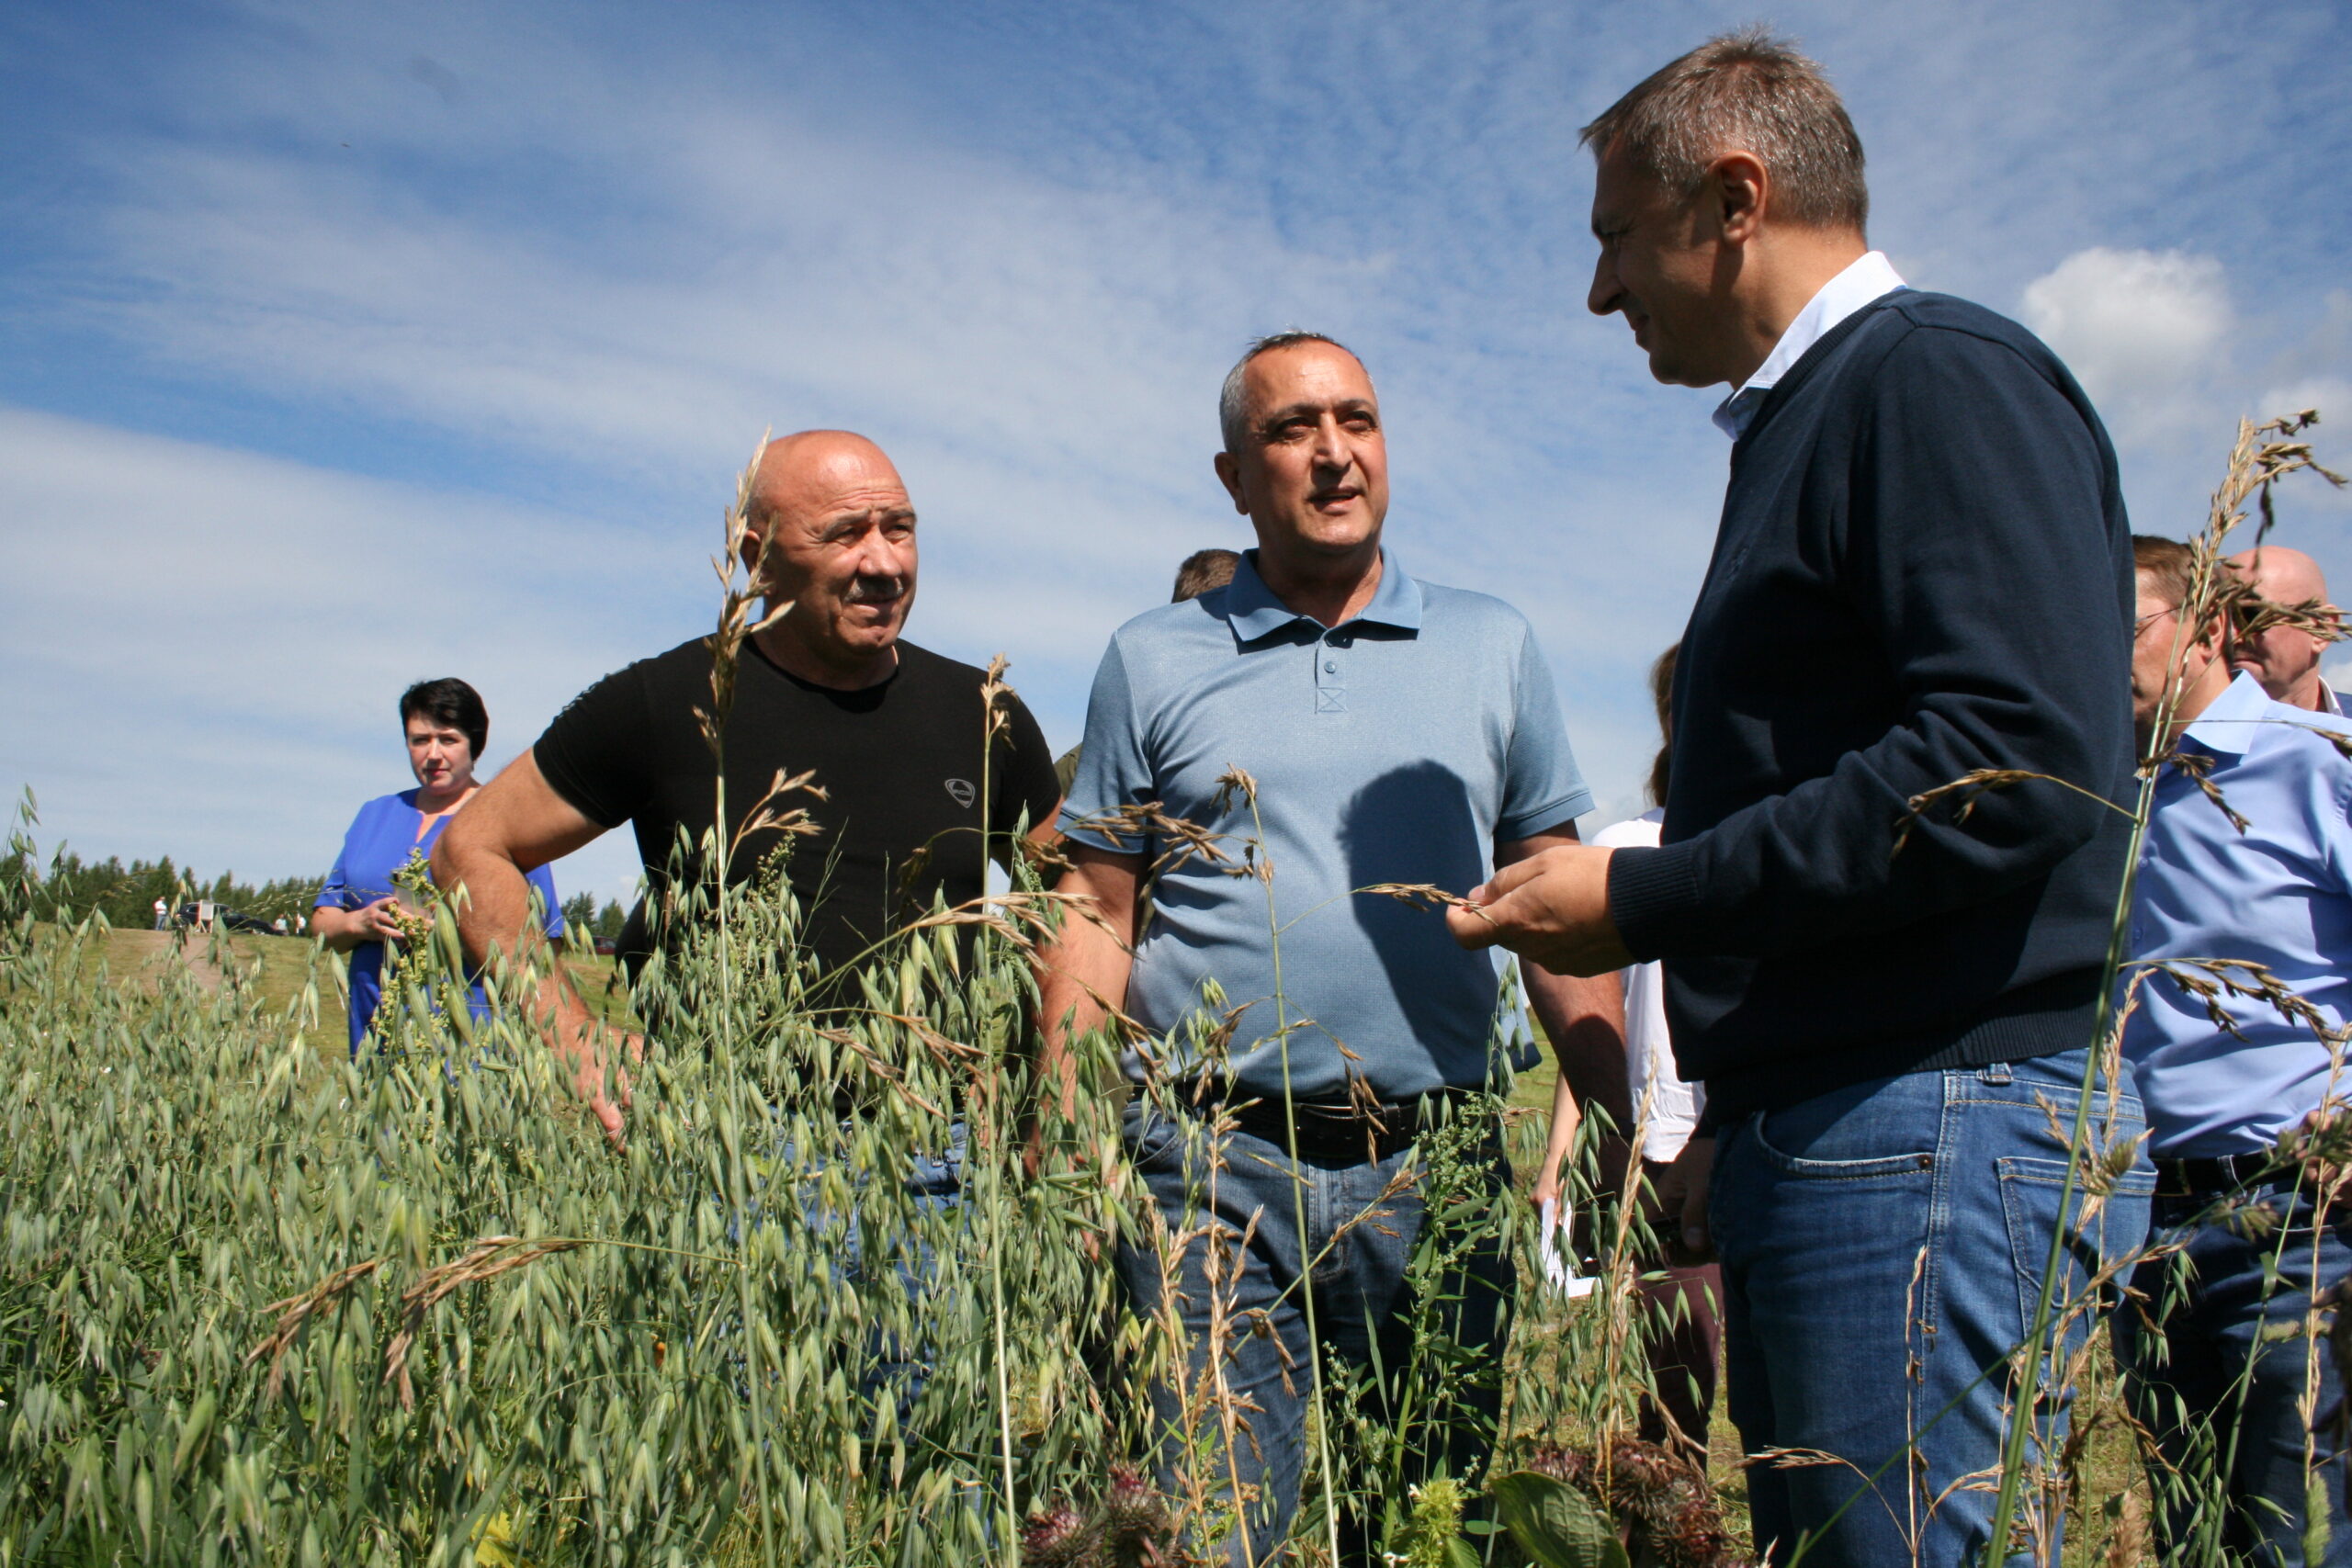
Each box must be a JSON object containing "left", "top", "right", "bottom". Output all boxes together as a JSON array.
[{"left": 944, "top": 777, "right": 977, "bottom": 808}]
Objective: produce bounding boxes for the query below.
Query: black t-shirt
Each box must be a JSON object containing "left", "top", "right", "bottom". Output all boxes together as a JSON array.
[{"left": 536, "top": 636, "right": 1060, "bottom": 977}]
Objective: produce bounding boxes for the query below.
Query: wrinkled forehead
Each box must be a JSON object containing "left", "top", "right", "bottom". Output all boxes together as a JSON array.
[
  {"left": 754, "top": 436, "right": 912, "bottom": 528},
  {"left": 1242, "top": 341, "right": 1378, "bottom": 418}
]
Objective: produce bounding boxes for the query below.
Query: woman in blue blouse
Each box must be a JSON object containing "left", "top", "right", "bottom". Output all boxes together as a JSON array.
[{"left": 315, "top": 678, "right": 560, "bottom": 1053}]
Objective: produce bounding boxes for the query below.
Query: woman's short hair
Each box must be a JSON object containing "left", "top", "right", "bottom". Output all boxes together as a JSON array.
[
  {"left": 399, "top": 677, "right": 489, "bottom": 758},
  {"left": 1579, "top": 27, "right": 1868, "bottom": 235}
]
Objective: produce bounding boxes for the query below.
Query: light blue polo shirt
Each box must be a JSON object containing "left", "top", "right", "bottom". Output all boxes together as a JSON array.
[
  {"left": 1061, "top": 548, "right": 1592, "bottom": 1102},
  {"left": 2122, "top": 672, "right": 2352, "bottom": 1156}
]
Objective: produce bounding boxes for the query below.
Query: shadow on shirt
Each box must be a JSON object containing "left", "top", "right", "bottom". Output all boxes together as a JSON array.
[{"left": 1334, "top": 759, "right": 1495, "bottom": 1077}]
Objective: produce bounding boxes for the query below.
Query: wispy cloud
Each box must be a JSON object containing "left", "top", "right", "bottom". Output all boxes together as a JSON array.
[
  {"left": 2022, "top": 248, "right": 2233, "bottom": 443},
  {"left": 3, "top": 0, "right": 2347, "bottom": 883},
  {"left": 0, "top": 406, "right": 669, "bottom": 897}
]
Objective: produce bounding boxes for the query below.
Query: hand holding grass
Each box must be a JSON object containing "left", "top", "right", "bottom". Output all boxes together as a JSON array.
[
  {"left": 1443, "top": 840, "right": 1633, "bottom": 976},
  {"left": 356, "top": 896, "right": 408, "bottom": 942},
  {"left": 561, "top": 1014, "right": 639, "bottom": 1145}
]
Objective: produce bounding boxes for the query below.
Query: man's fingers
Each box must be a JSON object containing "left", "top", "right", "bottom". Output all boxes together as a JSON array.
[
  {"left": 1445, "top": 902, "right": 1504, "bottom": 950},
  {"left": 1480, "top": 853, "right": 1546, "bottom": 899}
]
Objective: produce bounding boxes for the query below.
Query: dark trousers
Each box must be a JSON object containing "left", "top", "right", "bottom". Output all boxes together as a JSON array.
[
  {"left": 2116, "top": 1179, "right": 2352, "bottom": 1566},
  {"left": 1634, "top": 1155, "right": 1724, "bottom": 1461}
]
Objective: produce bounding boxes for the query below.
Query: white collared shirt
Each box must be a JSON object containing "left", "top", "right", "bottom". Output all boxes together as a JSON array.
[
  {"left": 1589, "top": 808, "right": 1703, "bottom": 1162},
  {"left": 1713, "top": 250, "right": 1908, "bottom": 440}
]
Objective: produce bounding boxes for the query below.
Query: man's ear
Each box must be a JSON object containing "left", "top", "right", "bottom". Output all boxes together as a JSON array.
[
  {"left": 1712, "top": 151, "right": 1768, "bottom": 245},
  {"left": 738, "top": 516, "right": 778, "bottom": 585},
  {"left": 1213, "top": 451, "right": 1250, "bottom": 516},
  {"left": 2197, "top": 612, "right": 2232, "bottom": 664}
]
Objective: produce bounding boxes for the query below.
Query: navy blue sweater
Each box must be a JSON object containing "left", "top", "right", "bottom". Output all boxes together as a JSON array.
[{"left": 1606, "top": 290, "right": 2135, "bottom": 1126}]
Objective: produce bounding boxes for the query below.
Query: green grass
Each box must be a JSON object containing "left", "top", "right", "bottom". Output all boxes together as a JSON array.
[
  {"left": 0, "top": 912, "right": 2158, "bottom": 1566},
  {"left": 82, "top": 923, "right": 631, "bottom": 1054}
]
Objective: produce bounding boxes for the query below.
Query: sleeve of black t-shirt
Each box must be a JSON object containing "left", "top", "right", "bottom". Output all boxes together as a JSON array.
[
  {"left": 989, "top": 693, "right": 1063, "bottom": 839},
  {"left": 533, "top": 663, "right": 658, "bottom": 829}
]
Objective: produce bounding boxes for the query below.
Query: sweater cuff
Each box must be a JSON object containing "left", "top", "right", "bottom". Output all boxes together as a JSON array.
[{"left": 1604, "top": 839, "right": 1704, "bottom": 963}]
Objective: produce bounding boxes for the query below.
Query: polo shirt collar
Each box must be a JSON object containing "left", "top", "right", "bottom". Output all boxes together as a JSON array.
[
  {"left": 2181, "top": 671, "right": 2275, "bottom": 757},
  {"left": 1225, "top": 547, "right": 1423, "bottom": 643}
]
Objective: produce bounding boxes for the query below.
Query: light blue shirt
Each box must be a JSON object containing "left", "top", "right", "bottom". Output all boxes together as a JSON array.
[
  {"left": 2122, "top": 672, "right": 2352, "bottom": 1156},
  {"left": 1061, "top": 548, "right": 1592, "bottom": 1102}
]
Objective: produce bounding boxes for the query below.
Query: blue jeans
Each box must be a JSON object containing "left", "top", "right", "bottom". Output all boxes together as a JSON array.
[
  {"left": 1113, "top": 1102, "right": 1511, "bottom": 1566},
  {"left": 2116, "top": 1178, "right": 2352, "bottom": 1565},
  {"left": 1712, "top": 1049, "right": 2153, "bottom": 1566},
  {"left": 730, "top": 1119, "right": 967, "bottom": 1411}
]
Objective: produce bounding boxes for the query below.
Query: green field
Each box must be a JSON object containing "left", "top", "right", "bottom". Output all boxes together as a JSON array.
[{"left": 0, "top": 899, "right": 2167, "bottom": 1566}]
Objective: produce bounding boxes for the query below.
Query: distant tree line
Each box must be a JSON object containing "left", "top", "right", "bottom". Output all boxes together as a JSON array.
[
  {"left": 6, "top": 847, "right": 629, "bottom": 943},
  {"left": 560, "top": 893, "right": 630, "bottom": 942},
  {"left": 6, "top": 851, "right": 323, "bottom": 930}
]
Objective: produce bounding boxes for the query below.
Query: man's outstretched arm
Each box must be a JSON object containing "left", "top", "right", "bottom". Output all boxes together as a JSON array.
[
  {"left": 1498, "top": 830, "right": 1631, "bottom": 1204},
  {"left": 1031, "top": 844, "right": 1142, "bottom": 1134},
  {"left": 431, "top": 750, "right": 628, "bottom": 1140}
]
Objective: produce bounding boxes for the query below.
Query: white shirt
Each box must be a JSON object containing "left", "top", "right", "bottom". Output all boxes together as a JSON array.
[
  {"left": 1713, "top": 250, "right": 1908, "bottom": 441},
  {"left": 1591, "top": 809, "right": 1702, "bottom": 1161}
]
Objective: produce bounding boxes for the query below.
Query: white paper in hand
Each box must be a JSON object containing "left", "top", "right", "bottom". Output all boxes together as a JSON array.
[{"left": 1538, "top": 1196, "right": 1597, "bottom": 1300}]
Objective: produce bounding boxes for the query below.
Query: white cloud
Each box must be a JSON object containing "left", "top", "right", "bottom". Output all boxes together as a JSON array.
[
  {"left": 11, "top": 0, "right": 2349, "bottom": 890},
  {"left": 2257, "top": 377, "right": 2352, "bottom": 432},
  {"left": 2020, "top": 247, "right": 2233, "bottom": 443},
  {"left": 0, "top": 405, "right": 681, "bottom": 900}
]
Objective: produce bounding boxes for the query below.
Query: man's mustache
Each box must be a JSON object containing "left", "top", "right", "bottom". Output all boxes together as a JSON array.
[{"left": 845, "top": 576, "right": 907, "bottom": 604}]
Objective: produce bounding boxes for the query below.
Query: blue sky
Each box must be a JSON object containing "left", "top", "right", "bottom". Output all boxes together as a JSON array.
[{"left": 4, "top": 0, "right": 2347, "bottom": 904}]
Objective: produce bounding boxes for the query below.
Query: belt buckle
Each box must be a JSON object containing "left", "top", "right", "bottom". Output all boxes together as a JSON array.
[{"left": 2154, "top": 1156, "right": 2205, "bottom": 1199}]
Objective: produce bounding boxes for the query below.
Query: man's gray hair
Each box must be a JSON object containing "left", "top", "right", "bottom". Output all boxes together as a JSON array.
[
  {"left": 1217, "top": 331, "right": 1360, "bottom": 454},
  {"left": 1579, "top": 26, "right": 1867, "bottom": 234}
]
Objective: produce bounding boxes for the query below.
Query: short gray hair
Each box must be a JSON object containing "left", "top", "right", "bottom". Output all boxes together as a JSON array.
[
  {"left": 1217, "top": 331, "right": 1359, "bottom": 454},
  {"left": 1579, "top": 26, "right": 1867, "bottom": 234}
]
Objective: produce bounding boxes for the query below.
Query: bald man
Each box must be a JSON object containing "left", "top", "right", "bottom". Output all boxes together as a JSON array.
[
  {"left": 435, "top": 430, "right": 1062, "bottom": 1136},
  {"left": 2228, "top": 545, "right": 2346, "bottom": 716}
]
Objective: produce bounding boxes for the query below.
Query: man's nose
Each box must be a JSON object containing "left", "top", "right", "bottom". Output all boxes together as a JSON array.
[
  {"left": 1310, "top": 414, "right": 1351, "bottom": 471},
  {"left": 1588, "top": 251, "right": 1619, "bottom": 317},
  {"left": 855, "top": 534, "right": 910, "bottom": 582}
]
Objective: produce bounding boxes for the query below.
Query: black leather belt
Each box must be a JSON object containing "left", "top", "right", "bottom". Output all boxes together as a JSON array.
[
  {"left": 2154, "top": 1150, "right": 2278, "bottom": 1198},
  {"left": 1187, "top": 1089, "right": 1472, "bottom": 1164}
]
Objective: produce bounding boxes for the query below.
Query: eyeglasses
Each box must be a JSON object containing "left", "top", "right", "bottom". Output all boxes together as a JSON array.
[{"left": 2133, "top": 607, "right": 2177, "bottom": 637}]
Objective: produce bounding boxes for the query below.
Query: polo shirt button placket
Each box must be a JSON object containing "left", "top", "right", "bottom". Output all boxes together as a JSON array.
[{"left": 1316, "top": 629, "right": 1348, "bottom": 714}]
